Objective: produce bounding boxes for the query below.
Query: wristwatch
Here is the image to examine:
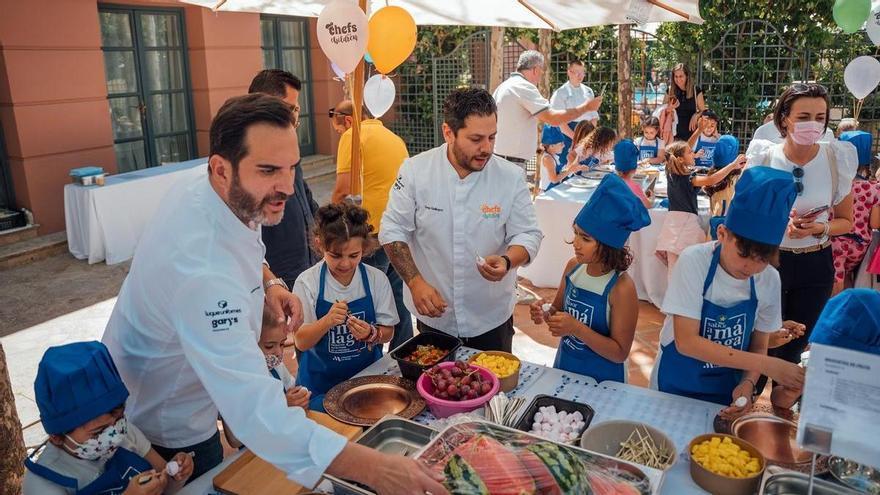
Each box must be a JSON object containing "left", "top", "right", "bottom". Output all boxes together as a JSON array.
[
  {"left": 500, "top": 255, "right": 512, "bottom": 272},
  {"left": 264, "top": 277, "right": 289, "bottom": 292}
]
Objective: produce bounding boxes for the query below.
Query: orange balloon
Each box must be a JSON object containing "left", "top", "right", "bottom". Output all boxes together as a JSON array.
[{"left": 367, "top": 6, "right": 416, "bottom": 74}]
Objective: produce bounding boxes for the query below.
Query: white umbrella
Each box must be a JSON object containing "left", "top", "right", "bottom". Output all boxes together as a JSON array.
[{"left": 181, "top": 0, "right": 703, "bottom": 29}]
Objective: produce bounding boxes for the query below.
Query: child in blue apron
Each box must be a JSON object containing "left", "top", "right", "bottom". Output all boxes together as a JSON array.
[
  {"left": 653, "top": 167, "right": 806, "bottom": 416},
  {"left": 540, "top": 124, "right": 589, "bottom": 191},
  {"left": 23, "top": 341, "right": 193, "bottom": 495},
  {"left": 615, "top": 139, "right": 653, "bottom": 209},
  {"left": 567, "top": 126, "right": 617, "bottom": 172},
  {"left": 635, "top": 116, "right": 665, "bottom": 165},
  {"left": 689, "top": 110, "right": 721, "bottom": 169},
  {"left": 529, "top": 174, "right": 650, "bottom": 382},
  {"left": 293, "top": 203, "right": 399, "bottom": 412},
  {"left": 258, "top": 307, "right": 310, "bottom": 409}
]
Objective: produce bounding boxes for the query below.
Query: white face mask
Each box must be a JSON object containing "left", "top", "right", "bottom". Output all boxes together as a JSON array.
[
  {"left": 65, "top": 417, "right": 127, "bottom": 461},
  {"left": 265, "top": 353, "right": 283, "bottom": 370}
]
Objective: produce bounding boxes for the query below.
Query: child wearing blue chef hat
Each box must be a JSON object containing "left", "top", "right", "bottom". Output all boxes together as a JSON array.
[
  {"left": 771, "top": 288, "right": 880, "bottom": 409},
  {"left": 614, "top": 139, "right": 653, "bottom": 208},
  {"left": 23, "top": 341, "right": 193, "bottom": 495},
  {"left": 530, "top": 174, "right": 650, "bottom": 382},
  {"left": 653, "top": 167, "right": 807, "bottom": 417},
  {"left": 539, "top": 124, "right": 589, "bottom": 191}
]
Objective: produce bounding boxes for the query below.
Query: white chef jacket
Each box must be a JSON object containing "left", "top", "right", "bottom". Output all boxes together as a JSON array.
[
  {"left": 493, "top": 73, "right": 550, "bottom": 160},
  {"left": 550, "top": 81, "right": 599, "bottom": 123},
  {"left": 102, "top": 174, "right": 346, "bottom": 487},
  {"left": 379, "top": 144, "right": 543, "bottom": 337}
]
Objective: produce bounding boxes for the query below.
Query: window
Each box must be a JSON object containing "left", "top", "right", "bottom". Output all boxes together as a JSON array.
[{"left": 261, "top": 16, "right": 316, "bottom": 156}]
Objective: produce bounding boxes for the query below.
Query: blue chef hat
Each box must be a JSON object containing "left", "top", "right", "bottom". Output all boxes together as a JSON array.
[
  {"left": 810, "top": 289, "right": 880, "bottom": 355},
  {"left": 35, "top": 341, "right": 129, "bottom": 434},
  {"left": 713, "top": 135, "right": 740, "bottom": 168},
  {"left": 541, "top": 124, "right": 565, "bottom": 145},
  {"left": 724, "top": 166, "right": 796, "bottom": 246},
  {"left": 839, "top": 130, "right": 872, "bottom": 167},
  {"left": 614, "top": 139, "right": 640, "bottom": 173},
  {"left": 574, "top": 173, "right": 651, "bottom": 248}
]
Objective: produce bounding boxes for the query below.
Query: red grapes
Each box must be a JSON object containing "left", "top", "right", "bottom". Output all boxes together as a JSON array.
[{"left": 425, "top": 361, "right": 492, "bottom": 401}]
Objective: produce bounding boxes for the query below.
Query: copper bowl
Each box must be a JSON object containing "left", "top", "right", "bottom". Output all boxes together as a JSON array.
[
  {"left": 688, "top": 433, "right": 765, "bottom": 495},
  {"left": 324, "top": 375, "right": 425, "bottom": 426},
  {"left": 730, "top": 413, "right": 812, "bottom": 465}
]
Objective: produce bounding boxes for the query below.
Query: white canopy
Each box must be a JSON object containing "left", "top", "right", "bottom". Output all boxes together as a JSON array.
[{"left": 181, "top": 0, "right": 703, "bottom": 30}]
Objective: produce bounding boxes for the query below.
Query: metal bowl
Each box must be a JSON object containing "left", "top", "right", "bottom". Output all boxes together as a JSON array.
[
  {"left": 324, "top": 375, "right": 425, "bottom": 426},
  {"left": 829, "top": 456, "right": 880, "bottom": 494},
  {"left": 730, "top": 413, "right": 812, "bottom": 465}
]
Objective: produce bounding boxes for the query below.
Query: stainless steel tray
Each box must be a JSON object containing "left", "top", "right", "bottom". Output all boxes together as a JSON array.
[
  {"left": 759, "top": 468, "right": 862, "bottom": 495},
  {"left": 325, "top": 415, "right": 437, "bottom": 495}
]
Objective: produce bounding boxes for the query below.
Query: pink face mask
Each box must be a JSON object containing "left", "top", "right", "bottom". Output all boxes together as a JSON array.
[{"left": 789, "top": 121, "right": 824, "bottom": 146}]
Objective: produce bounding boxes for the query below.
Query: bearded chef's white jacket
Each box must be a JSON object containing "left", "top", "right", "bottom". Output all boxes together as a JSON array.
[
  {"left": 102, "top": 174, "right": 346, "bottom": 487},
  {"left": 379, "top": 144, "right": 543, "bottom": 336}
]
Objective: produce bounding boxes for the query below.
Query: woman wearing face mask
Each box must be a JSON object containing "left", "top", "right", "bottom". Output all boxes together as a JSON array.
[
  {"left": 746, "top": 83, "right": 857, "bottom": 393},
  {"left": 24, "top": 341, "right": 194, "bottom": 495}
]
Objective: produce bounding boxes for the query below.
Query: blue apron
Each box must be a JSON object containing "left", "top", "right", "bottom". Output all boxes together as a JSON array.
[
  {"left": 637, "top": 137, "right": 660, "bottom": 160},
  {"left": 296, "top": 263, "right": 381, "bottom": 411},
  {"left": 559, "top": 121, "right": 578, "bottom": 168},
  {"left": 25, "top": 447, "right": 153, "bottom": 495},
  {"left": 657, "top": 245, "right": 757, "bottom": 405},
  {"left": 552, "top": 265, "right": 625, "bottom": 382},
  {"left": 695, "top": 136, "right": 717, "bottom": 168}
]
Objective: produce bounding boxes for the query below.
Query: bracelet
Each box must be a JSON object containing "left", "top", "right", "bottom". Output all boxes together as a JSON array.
[
  {"left": 813, "top": 222, "right": 831, "bottom": 239},
  {"left": 500, "top": 255, "right": 512, "bottom": 272},
  {"left": 367, "top": 324, "right": 379, "bottom": 343}
]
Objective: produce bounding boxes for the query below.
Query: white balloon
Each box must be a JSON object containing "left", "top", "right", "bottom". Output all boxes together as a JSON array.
[
  {"left": 317, "top": 0, "right": 368, "bottom": 74},
  {"left": 844, "top": 56, "right": 880, "bottom": 99},
  {"left": 868, "top": 1, "right": 880, "bottom": 45},
  {"left": 363, "top": 74, "right": 395, "bottom": 118}
]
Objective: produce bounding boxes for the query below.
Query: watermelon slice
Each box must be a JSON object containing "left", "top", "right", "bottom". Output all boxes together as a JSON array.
[
  {"left": 516, "top": 449, "right": 563, "bottom": 495},
  {"left": 525, "top": 442, "right": 592, "bottom": 494},
  {"left": 453, "top": 435, "right": 537, "bottom": 494},
  {"left": 443, "top": 454, "right": 490, "bottom": 495}
]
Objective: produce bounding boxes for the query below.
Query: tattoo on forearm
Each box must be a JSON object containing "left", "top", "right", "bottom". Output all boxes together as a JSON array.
[{"left": 384, "top": 241, "right": 421, "bottom": 284}]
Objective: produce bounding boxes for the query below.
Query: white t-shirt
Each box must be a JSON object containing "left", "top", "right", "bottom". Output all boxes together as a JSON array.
[
  {"left": 293, "top": 261, "right": 399, "bottom": 328},
  {"left": 751, "top": 121, "right": 836, "bottom": 144},
  {"left": 746, "top": 140, "right": 858, "bottom": 249},
  {"left": 493, "top": 73, "right": 550, "bottom": 160},
  {"left": 659, "top": 242, "right": 782, "bottom": 347},
  {"left": 550, "top": 81, "right": 599, "bottom": 123},
  {"left": 23, "top": 422, "right": 152, "bottom": 495}
]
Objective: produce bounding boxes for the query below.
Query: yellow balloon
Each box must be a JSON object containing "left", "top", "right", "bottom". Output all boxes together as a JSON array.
[{"left": 367, "top": 6, "right": 416, "bottom": 74}]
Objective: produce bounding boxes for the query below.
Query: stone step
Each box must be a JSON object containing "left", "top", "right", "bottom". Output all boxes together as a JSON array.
[
  {"left": 0, "top": 231, "right": 68, "bottom": 271},
  {"left": 0, "top": 224, "right": 39, "bottom": 248},
  {"left": 300, "top": 154, "right": 336, "bottom": 181}
]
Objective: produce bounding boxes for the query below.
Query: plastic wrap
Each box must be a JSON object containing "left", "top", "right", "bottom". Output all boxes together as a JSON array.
[{"left": 416, "top": 421, "right": 655, "bottom": 495}]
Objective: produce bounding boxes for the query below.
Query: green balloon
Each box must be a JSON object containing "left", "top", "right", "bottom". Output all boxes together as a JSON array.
[{"left": 834, "top": 0, "right": 871, "bottom": 34}]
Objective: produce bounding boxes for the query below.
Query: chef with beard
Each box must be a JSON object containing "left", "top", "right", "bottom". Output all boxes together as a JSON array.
[
  {"left": 380, "top": 87, "right": 543, "bottom": 352},
  {"left": 102, "top": 94, "right": 448, "bottom": 494}
]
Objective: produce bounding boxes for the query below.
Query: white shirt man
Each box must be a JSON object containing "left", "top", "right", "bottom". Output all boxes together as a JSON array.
[
  {"left": 380, "top": 88, "right": 542, "bottom": 351},
  {"left": 492, "top": 50, "right": 602, "bottom": 163},
  {"left": 550, "top": 61, "right": 600, "bottom": 125},
  {"left": 102, "top": 94, "right": 448, "bottom": 494}
]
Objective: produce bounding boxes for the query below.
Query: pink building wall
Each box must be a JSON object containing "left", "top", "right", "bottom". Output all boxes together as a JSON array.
[{"left": 0, "top": 0, "right": 343, "bottom": 235}]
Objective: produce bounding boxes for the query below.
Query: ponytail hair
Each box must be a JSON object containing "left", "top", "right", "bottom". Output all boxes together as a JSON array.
[
  {"left": 664, "top": 141, "right": 692, "bottom": 176},
  {"left": 312, "top": 202, "right": 378, "bottom": 256}
]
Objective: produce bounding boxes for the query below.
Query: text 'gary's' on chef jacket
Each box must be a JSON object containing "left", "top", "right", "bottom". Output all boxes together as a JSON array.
[
  {"left": 102, "top": 174, "right": 346, "bottom": 487},
  {"left": 379, "top": 144, "right": 543, "bottom": 337}
]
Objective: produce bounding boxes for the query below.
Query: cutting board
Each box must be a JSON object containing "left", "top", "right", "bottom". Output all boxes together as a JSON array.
[{"left": 213, "top": 411, "right": 363, "bottom": 495}]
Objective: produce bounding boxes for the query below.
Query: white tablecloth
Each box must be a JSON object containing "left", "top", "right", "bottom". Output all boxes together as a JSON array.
[
  {"left": 521, "top": 181, "right": 710, "bottom": 307},
  {"left": 64, "top": 158, "right": 207, "bottom": 264}
]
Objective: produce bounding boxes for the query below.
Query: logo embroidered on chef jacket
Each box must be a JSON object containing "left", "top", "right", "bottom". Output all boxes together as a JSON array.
[
  {"left": 480, "top": 203, "right": 502, "bottom": 219},
  {"left": 393, "top": 176, "right": 405, "bottom": 191},
  {"left": 701, "top": 312, "right": 747, "bottom": 368},
  {"left": 204, "top": 302, "right": 243, "bottom": 332},
  {"left": 218, "top": 300, "right": 228, "bottom": 309}
]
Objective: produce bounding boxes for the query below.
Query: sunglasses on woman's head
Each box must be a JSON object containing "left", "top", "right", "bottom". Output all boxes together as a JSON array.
[{"left": 792, "top": 166, "right": 805, "bottom": 196}]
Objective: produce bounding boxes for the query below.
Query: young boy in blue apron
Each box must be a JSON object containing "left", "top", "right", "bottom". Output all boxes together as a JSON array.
[
  {"left": 293, "top": 203, "right": 398, "bottom": 412},
  {"left": 653, "top": 167, "right": 806, "bottom": 416},
  {"left": 689, "top": 110, "right": 721, "bottom": 169},
  {"left": 23, "top": 341, "right": 193, "bottom": 495},
  {"left": 258, "top": 307, "right": 311, "bottom": 409},
  {"left": 530, "top": 174, "right": 650, "bottom": 382}
]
